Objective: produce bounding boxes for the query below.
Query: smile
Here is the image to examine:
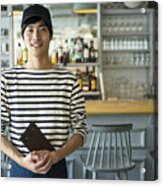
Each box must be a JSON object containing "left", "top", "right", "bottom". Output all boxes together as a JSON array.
[{"left": 31, "top": 42, "right": 43, "bottom": 48}]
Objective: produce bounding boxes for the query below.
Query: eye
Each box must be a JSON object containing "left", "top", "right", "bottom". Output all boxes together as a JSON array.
[
  {"left": 26, "top": 27, "right": 33, "bottom": 33},
  {"left": 39, "top": 26, "right": 48, "bottom": 32}
]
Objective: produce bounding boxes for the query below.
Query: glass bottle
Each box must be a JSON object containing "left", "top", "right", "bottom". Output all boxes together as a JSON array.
[
  {"left": 63, "top": 39, "right": 69, "bottom": 65},
  {"left": 69, "top": 38, "right": 75, "bottom": 63},
  {"left": 76, "top": 69, "right": 83, "bottom": 90},
  {"left": 89, "top": 40, "right": 96, "bottom": 63},
  {"left": 75, "top": 36, "right": 82, "bottom": 63},
  {"left": 90, "top": 67, "right": 97, "bottom": 91},
  {"left": 23, "top": 47, "right": 28, "bottom": 64},
  {"left": 17, "top": 42, "right": 23, "bottom": 65},
  {"left": 51, "top": 47, "right": 58, "bottom": 64},
  {"left": 83, "top": 42, "right": 89, "bottom": 63}
]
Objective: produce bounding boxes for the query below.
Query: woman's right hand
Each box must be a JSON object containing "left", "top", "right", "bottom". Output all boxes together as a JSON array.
[{"left": 19, "top": 152, "right": 44, "bottom": 173}]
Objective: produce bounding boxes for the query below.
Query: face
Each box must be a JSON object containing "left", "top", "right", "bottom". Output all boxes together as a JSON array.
[{"left": 23, "top": 20, "right": 51, "bottom": 58}]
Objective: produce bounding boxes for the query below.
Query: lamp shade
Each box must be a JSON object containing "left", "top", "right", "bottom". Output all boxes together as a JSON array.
[{"left": 73, "top": 3, "right": 97, "bottom": 14}]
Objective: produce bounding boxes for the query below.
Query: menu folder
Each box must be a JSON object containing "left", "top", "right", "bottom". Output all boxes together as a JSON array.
[{"left": 20, "top": 122, "right": 55, "bottom": 151}]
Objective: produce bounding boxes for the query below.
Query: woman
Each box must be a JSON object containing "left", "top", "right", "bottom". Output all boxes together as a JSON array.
[{"left": 1, "top": 4, "right": 87, "bottom": 178}]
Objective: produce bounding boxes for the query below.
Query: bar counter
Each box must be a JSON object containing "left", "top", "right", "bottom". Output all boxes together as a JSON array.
[
  {"left": 86, "top": 99, "right": 156, "bottom": 114},
  {"left": 82, "top": 99, "right": 157, "bottom": 180}
]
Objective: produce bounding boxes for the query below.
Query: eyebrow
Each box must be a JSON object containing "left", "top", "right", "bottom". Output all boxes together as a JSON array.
[{"left": 26, "top": 23, "right": 47, "bottom": 28}]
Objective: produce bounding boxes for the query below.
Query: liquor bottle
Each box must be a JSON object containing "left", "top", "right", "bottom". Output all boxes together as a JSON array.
[
  {"left": 90, "top": 67, "right": 97, "bottom": 91},
  {"left": 63, "top": 39, "right": 69, "bottom": 66},
  {"left": 23, "top": 47, "right": 28, "bottom": 64},
  {"left": 82, "top": 67, "right": 90, "bottom": 92},
  {"left": 75, "top": 36, "right": 82, "bottom": 63},
  {"left": 76, "top": 69, "right": 82, "bottom": 90},
  {"left": 69, "top": 38, "right": 75, "bottom": 63},
  {"left": 57, "top": 45, "right": 63, "bottom": 64},
  {"left": 17, "top": 42, "right": 23, "bottom": 65},
  {"left": 51, "top": 48, "right": 58, "bottom": 64},
  {"left": 83, "top": 42, "right": 89, "bottom": 63},
  {"left": 89, "top": 40, "right": 96, "bottom": 63}
]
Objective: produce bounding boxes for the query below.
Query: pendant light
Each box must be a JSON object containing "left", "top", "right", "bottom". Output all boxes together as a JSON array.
[{"left": 73, "top": 3, "right": 97, "bottom": 14}]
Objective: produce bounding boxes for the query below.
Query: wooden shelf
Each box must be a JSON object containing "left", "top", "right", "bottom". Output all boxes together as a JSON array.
[
  {"left": 86, "top": 100, "right": 156, "bottom": 114},
  {"left": 83, "top": 91, "right": 100, "bottom": 96}
]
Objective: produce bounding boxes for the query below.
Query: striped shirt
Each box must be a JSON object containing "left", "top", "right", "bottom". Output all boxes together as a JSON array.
[{"left": 1, "top": 65, "right": 87, "bottom": 156}]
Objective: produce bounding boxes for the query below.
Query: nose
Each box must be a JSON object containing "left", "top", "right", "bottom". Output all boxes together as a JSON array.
[{"left": 32, "top": 29, "right": 40, "bottom": 40}]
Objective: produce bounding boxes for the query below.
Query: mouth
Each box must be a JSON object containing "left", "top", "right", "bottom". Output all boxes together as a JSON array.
[{"left": 30, "top": 42, "right": 43, "bottom": 48}]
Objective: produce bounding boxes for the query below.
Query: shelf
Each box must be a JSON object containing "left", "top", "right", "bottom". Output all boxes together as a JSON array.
[
  {"left": 86, "top": 100, "right": 155, "bottom": 114},
  {"left": 82, "top": 91, "right": 101, "bottom": 96},
  {"left": 1, "top": 13, "right": 8, "bottom": 17},
  {"left": 102, "top": 65, "right": 150, "bottom": 69},
  {"left": 102, "top": 8, "right": 151, "bottom": 15},
  {"left": 1, "top": 36, "right": 9, "bottom": 41},
  {"left": 103, "top": 49, "right": 149, "bottom": 53},
  {"left": 1, "top": 53, "right": 9, "bottom": 56},
  {"left": 67, "top": 63, "right": 100, "bottom": 67},
  {"left": 102, "top": 33, "right": 149, "bottom": 37},
  {"left": 1, "top": 68, "right": 10, "bottom": 72},
  {"left": 57, "top": 63, "right": 100, "bottom": 67}
]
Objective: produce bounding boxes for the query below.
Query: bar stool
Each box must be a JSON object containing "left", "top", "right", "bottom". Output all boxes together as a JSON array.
[
  {"left": 1, "top": 152, "right": 11, "bottom": 177},
  {"left": 1, "top": 123, "right": 11, "bottom": 177},
  {"left": 81, "top": 123, "right": 135, "bottom": 180}
]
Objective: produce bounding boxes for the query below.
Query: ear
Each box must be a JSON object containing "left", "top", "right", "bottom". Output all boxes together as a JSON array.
[
  {"left": 21, "top": 34, "right": 24, "bottom": 40},
  {"left": 50, "top": 34, "right": 53, "bottom": 40}
]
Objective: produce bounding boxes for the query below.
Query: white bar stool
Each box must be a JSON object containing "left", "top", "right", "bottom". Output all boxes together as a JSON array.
[{"left": 81, "top": 123, "right": 135, "bottom": 180}]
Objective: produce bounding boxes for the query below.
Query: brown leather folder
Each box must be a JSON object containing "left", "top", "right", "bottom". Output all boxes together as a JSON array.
[{"left": 20, "top": 122, "right": 54, "bottom": 151}]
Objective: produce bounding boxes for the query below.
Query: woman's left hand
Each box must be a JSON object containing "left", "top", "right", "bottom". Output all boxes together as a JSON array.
[{"left": 30, "top": 150, "right": 59, "bottom": 174}]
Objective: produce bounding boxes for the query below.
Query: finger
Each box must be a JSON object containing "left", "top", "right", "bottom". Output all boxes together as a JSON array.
[
  {"left": 35, "top": 158, "right": 52, "bottom": 174},
  {"left": 31, "top": 154, "right": 41, "bottom": 163},
  {"left": 34, "top": 158, "right": 46, "bottom": 168},
  {"left": 30, "top": 151, "right": 45, "bottom": 162}
]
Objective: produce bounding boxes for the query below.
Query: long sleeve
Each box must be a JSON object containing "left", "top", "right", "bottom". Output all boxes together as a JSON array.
[
  {"left": 70, "top": 79, "right": 88, "bottom": 144},
  {"left": 0, "top": 67, "right": 87, "bottom": 155},
  {"left": 1, "top": 74, "right": 10, "bottom": 134}
]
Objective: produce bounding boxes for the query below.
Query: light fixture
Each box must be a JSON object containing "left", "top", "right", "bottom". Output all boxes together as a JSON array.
[
  {"left": 73, "top": 3, "right": 97, "bottom": 14},
  {"left": 13, "top": 10, "right": 23, "bottom": 16},
  {"left": 12, "top": 5, "right": 25, "bottom": 16}
]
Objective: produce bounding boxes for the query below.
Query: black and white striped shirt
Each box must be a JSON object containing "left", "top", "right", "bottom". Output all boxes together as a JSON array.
[{"left": 1, "top": 65, "right": 87, "bottom": 156}]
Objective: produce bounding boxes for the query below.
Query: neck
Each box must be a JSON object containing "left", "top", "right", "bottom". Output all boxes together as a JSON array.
[{"left": 23, "top": 55, "right": 54, "bottom": 70}]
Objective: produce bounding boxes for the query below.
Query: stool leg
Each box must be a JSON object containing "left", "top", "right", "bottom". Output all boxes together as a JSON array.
[
  {"left": 83, "top": 166, "right": 88, "bottom": 179},
  {"left": 123, "top": 171, "right": 128, "bottom": 180},
  {"left": 92, "top": 171, "right": 97, "bottom": 179},
  {"left": 68, "top": 160, "right": 73, "bottom": 179},
  {"left": 115, "top": 172, "right": 121, "bottom": 180}
]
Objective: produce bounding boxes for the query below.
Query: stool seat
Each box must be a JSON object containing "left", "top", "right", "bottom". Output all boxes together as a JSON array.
[
  {"left": 81, "top": 123, "right": 135, "bottom": 180},
  {"left": 85, "top": 162, "right": 135, "bottom": 172}
]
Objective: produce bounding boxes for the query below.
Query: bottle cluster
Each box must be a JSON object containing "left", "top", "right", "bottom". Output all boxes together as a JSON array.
[
  {"left": 76, "top": 67, "right": 97, "bottom": 92},
  {"left": 16, "top": 42, "right": 28, "bottom": 65},
  {"left": 103, "top": 37, "right": 148, "bottom": 51},
  {"left": 51, "top": 36, "right": 97, "bottom": 65}
]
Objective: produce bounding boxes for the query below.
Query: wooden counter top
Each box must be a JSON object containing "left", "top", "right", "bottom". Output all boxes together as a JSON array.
[{"left": 85, "top": 100, "right": 157, "bottom": 114}]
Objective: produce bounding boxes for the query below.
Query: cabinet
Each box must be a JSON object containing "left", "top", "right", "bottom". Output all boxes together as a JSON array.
[
  {"left": 1, "top": 5, "right": 14, "bottom": 71},
  {"left": 1, "top": 3, "right": 157, "bottom": 101},
  {"left": 98, "top": 3, "right": 157, "bottom": 100},
  {"left": 47, "top": 4, "right": 102, "bottom": 100}
]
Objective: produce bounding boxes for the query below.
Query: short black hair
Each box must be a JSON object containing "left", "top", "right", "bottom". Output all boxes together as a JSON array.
[
  {"left": 21, "top": 4, "right": 53, "bottom": 38},
  {"left": 21, "top": 16, "right": 53, "bottom": 38}
]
